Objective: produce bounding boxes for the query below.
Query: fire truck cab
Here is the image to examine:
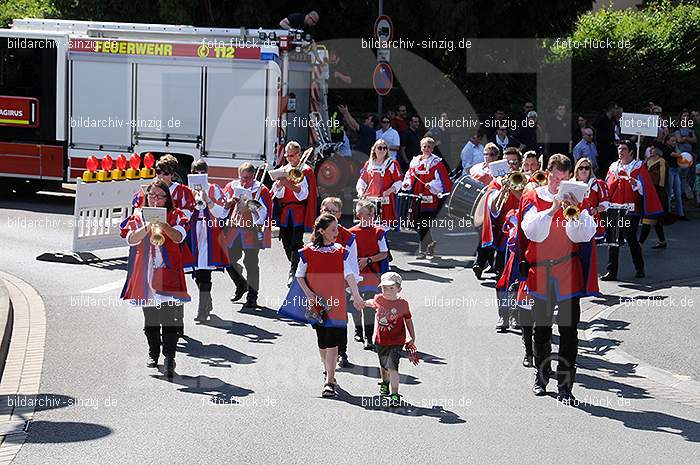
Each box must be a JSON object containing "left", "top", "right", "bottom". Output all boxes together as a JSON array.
[{"left": 0, "top": 19, "right": 325, "bottom": 190}]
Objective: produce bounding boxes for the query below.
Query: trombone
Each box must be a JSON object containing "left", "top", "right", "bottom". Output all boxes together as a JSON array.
[
  {"left": 287, "top": 146, "right": 314, "bottom": 183},
  {"left": 493, "top": 171, "right": 527, "bottom": 213},
  {"left": 246, "top": 162, "right": 269, "bottom": 212}
]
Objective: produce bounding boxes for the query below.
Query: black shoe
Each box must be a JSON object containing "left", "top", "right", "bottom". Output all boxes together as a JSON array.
[
  {"left": 364, "top": 342, "right": 375, "bottom": 351},
  {"left": 231, "top": 287, "right": 246, "bottom": 302},
  {"left": 164, "top": 357, "right": 176, "bottom": 377},
  {"left": 472, "top": 264, "right": 483, "bottom": 280},
  {"left": 651, "top": 241, "right": 667, "bottom": 249},
  {"left": 509, "top": 316, "right": 519, "bottom": 329},
  {"left": 243, "top": 300, "right": 258, "bottom": 309},
  {"left": 635, "top": 269, "right": 646, "bottom": 278},
  {"left": 146, "top": 355, "right": 158, "bottom": 368},
  {"left": 557, "top": 387, "right": 576, "bottom": 405},
  {"left": 337, "top": 353, "right": 351, "bottom": 368},
  {"left": 495, "top": 316, "right": 508, "bottom": 333},
  {"left": 601, "top": 272, "right": 617, "bottom": 281},
  {"left": 532, "top": 372, "right": 547, "bottom": 396},
  {"left": 522, "top": 354, "right": 534, "bottom": 368},
  {"left": 678, "top": 215, "right": 689, "bottom": 221},
  {"left": 354, "top": 332, "right": 364, "bottom": 343}
]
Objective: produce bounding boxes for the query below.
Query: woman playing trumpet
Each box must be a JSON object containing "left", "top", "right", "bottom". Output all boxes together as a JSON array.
[
  {"left": 120, "top": 180, "right": 190, "bottom": 377},
  {"left": 356, "top": 139, "right": 403, "bottom": 229}
]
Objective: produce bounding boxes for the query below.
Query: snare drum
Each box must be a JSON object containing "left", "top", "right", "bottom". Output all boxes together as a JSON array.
[
  {"left": 397, "top": 193, "right": 422, "bottom": 230},
  {"left": 446, "top": 175, "right": 488, "bottom": 226},
  {"left": 353, "top": 197, "right": 383, "bottom": 224},
  {"left": 601, "top": 203, "right": 634, "bottom": 246}
]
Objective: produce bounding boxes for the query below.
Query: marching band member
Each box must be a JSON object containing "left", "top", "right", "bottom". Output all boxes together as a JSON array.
[
  {"left": 471, "top": 143, "right": 501, "bottom": 278},
  {"left": 602, "top": 140, "right": 663, "bottom": 280},
  {"left": 280, "top": 213, "right": 364, "bottom": 398},
  {"left": 356, "top": 139, "right": 403, "bottom": 229},
  {"left": 319, "top": 197, "right": 360, "bottom": 368},
  {"left": 401, "top": 137, "right": 452, "bottom": 259},
  {"left": 132, "top": 154, "right": 196, "bottom": 220},
  {"left": 120, "top": 180, "right": 190, "bottom": 377},
  {"left": 272, "top": 141, "right": 318, "bottom": 286},
  {"left": 574, "top": 157, "right": 609, "bottom": 241},
  {"left": 518, "top": 154, "right": 598, "bottom": 402},
  {"left": 132, "top": 154, "right": 194, "bottom": 337},
  {"left": 521, "top": 151, "right": 541, "bottom": 178},
  {"left": 494, "top": 206, "right": 521, "bottom": 333},
  {"left": 224, "top": 162, "right": 273, "bottom": 309},
  {"left": 350, "top": 200, "right": 390, "bottom": 350},
  {"left": 486, "top": 147, "right": 523, "bottom": 330},
  {"left": 185, "top": 160, "right": 231, "bottom": 322}
]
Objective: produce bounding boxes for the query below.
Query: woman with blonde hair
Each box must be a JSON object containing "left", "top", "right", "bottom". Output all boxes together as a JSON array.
[{"left": 356, "top": 139, "right": 403, "bottom": 229}]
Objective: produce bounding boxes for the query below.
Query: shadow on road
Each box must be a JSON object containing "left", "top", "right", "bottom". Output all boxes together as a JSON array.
[
  {"left": 205, "top": 314, "right": 282, "bottom": 343},
  {"left": 337, "top": 363, "right": 420, "bottom": 385},
  {"left": 390, "top": 266, "right": 453, "bottom": 284},
  {"left": 178, "top": 335, "right": 257, "bottom": 367},
  {"left": 5, "top": 421, "right": 112, "bottom": 444},
  {"left": 152, "top": 373, "right": 254, "bottom": 403},
  {"left": 333, "top": 388, "right": 465, "bottom": 424}
]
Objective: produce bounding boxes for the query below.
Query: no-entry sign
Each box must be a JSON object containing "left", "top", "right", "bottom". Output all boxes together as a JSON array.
[{"left": 373, "top": 63, "right": 393, "bottom": 96}]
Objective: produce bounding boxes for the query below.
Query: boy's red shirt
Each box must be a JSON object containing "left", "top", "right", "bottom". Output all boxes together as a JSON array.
[{"left": 371, "top": 295, "right": 412, "bottom": 346}]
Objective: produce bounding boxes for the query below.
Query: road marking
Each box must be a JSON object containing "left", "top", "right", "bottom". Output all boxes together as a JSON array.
[{"left": 81, "top": 280, "right": 124, "bottom": 294}]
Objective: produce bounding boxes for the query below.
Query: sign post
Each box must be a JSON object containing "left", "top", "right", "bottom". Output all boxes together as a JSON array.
[
  {"left": 374, "top": 7, "right": 393, "bottom": 115},
  {"left": 620, "top": 112, "right": 659, "bottom": 160}
]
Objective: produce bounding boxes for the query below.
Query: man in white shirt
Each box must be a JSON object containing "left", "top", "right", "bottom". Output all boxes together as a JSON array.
[
  {"left": 376, "top": 115, "right": 401, "bottom": 160},
  {"left": 460, "top": 131, "right": 484, "bottom": 174}
]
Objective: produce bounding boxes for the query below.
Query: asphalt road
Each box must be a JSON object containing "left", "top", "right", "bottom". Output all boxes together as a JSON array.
[{"left": 0, "top": 191, "right": 698, "bottom": 465}]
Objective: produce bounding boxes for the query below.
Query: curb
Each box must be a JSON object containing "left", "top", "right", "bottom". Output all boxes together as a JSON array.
[
  {"left": 0, "top": 283, "right": 12, "bottom": 383},
  {"left": 0, "top": 272, "right": 48, "bottom": 464},
  {"left": 581, "top": 276, "right": 700, "bottom": 408}
]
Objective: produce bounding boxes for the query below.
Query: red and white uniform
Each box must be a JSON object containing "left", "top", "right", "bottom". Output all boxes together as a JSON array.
[
  {"left": 272, "top": 163, "right": 318, "bottom": 231},
  {"left": 402, "top": 154, "right": 452, "bottom": 212},
  {"left": 132, "top": 182, "right": 196, "bottom": 221},
  {"left": 469, "top": 162, "right": 493, "bottom": 185},
  {"left": 517, "top": 186, "right": 598, "bottom": 302},
  {"left": 223, "top": 180, "right": 273, "bottom": 249},
  {"left": 581, "top": 177, "right": 609, "bottom": 240},
  {"left": 496, "top": 208, "right": 521, "bottom": 292},
  {"left": 183, "top": 183, "right": 230, "bottom": 271},
  {"left": 119, "top": 208, "right": 191, "bottom": 304},
  {"left": 606, "top": 159, "right": 663, "bottom": 217},
  {"left": 481, "top": 177, "right": 521, "bottom": 251},
  {"left": 356, "top": 158, "right": 403, "bottom": 226},
  {"left": 295, "top": 243, "right": 356, "bottom": 328},
  {"left": 337, "top": 225, "right": 360, "bottom": 280},
  {"left": 348, "top": 225, "right": 389, "bottom": 293}
]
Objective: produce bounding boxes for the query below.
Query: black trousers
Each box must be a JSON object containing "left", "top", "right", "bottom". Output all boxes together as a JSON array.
[
  {"left": 143, "top": 302, "right": 183, "bottom": 359},
  {"left": 416, "top": 211, "right": 437, "bottom": 250},
  {"left": 474, "top": 245, "right": 494, "bottom": 269},
  {"left": 518, "top": 306, "right": 534, "bottom": 357},
  {"left": 279, "top": 225, "right": 305, "bottom": 274},
  {"left": 193, "top": 269, "right": 212, "bottom": 316},
  {"left": 639, "top": 222, "right": 666, "bottom": 244},
  {"left": 226, "top": 245, "right": 260, "bottom": 299},
  {"left": 606, "top": 215, "right": 644, "bottom": 275},
  {"left": 532, "top": 295, "right": 581, "bottom": 389}
]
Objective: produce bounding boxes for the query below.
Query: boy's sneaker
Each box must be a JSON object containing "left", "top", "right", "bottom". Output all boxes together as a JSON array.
[
  {"left": 378, "top": 381, "right": 390, "bottom": 396},
  {"left": 389, "top": 393, "right": 401, "bottom": 407},
  {"left": 322, "top": 382, "right": 337, "bottom": 398}
]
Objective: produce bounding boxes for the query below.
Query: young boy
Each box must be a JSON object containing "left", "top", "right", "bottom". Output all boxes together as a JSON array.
[{"left": 366, "top": 271, "right": 415, "bottom": 407}]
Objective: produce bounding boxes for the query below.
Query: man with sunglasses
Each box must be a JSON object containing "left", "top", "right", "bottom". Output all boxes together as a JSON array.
[
  {"left": 602, "top": 140, "right": 663, "bottom": 280},
  {"left": 376, "top": 115, "right": 401, "bottom": 162}
]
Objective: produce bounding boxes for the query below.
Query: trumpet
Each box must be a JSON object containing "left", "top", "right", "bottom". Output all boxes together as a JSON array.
[
  {"left": 193, "top": 185, "right": 206, "bottom": 208},
  {"left": 532, "top": 170, "right": 547, "bottom": 186},
  {"left": 562, "top": 201, "right": 580, "bottom": 221},
  {"left": 149, "top": 220, "right": 165, "bottom": 246},
  {"left": 493, "top": 171, "right": 526, "bottom": 213}
]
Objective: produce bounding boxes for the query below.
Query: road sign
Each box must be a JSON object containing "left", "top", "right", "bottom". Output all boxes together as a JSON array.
[
  {"left": 374, "top": 15, "right": 394, "bottom": 43},
  {"left": 373, "top": 63, "right": 393, "bottom": 96},
  {"left": 377, "top": 48, "right": 390, "bottom": 63}
]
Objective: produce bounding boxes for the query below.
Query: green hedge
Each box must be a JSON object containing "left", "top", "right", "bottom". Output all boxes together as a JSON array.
[
  {"left": 0, "top": 0, "right": 56, "bottom": 28},
  {"left": 552, "top": 0, "right": 700, "bottom": 112}
]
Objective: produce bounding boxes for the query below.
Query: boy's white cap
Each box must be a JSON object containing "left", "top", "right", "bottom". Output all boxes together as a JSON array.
[{"left": 379, "top": 271, "right": 402, "bottom": 287}]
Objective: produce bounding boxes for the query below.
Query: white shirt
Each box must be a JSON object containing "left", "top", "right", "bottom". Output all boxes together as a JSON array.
[
  {"left": 271, "top": 164, "right": 309, "bottom": 201},
  {"left": 356, "top": 158, "right": 402, "bottom": 196},
  {"left": 521, "top": 186, "right": 596, "bottom": 243},
  {"left": 376, "top": 127, "right": 401, "bottom": 160},
  {"left": 460, "top": 141, "right": 484, "bottom": 174}
]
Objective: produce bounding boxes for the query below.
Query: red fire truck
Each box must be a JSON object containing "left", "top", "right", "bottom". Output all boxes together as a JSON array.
[{"left": 0, "top": 18, "right": 328, "bottom": 192}]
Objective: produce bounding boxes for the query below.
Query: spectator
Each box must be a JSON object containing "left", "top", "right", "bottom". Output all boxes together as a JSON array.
[
  {"left": 482, "top": 109, "right": 506, "bottom": 142},
  {"left": 593, "top": 101, "right": 618, "bottom": 176},
  {"left": 279, "top": 11, "right": 319, "bottom": 31},
  {"left": 522, "top": 101, "right": 536, "bottom": 120},
  {"left": 546, "top": 104, "right": 571, "bottom": 161},
  {"left": 492, "top": 126, "right": 519, "bottom": 155},
  {"left": 391, "top": 105, "right": 409, "bottom": 134},
  {"left": 674, "top": 109, "right": 697, "bottom": 199},
  {"left": 338, "top": 104, "right": 377, "bottom": 156},
  {"left": 460, "top": 130, "right": 485, "bottom": 175},
  {"left": 653, "top": 105, "right": 668, "bottom": 144},
  {"left": 376, "top": 114, "right": 401, "bottom": 161},
  {"left": 614, "top": 106, "right": 624, "bottom": 143},
  {"left": 514, "top": 111, "right": 540, "bottom": 153},
  {"left": 572, "top": 115, "right": 588, "bottom": 144},
  {"left": 400, "top": 115, "right": 422, "bottom": 172},
  {"left": 328, "top": 51, "right": 352, "bottom": 88},
  {"left": 425, "top": 112, "right": 452, "bottom": 159},
  {"left": 662, "top": 134, "right": 687, "bottom": 220},
  {"left": 573, "top": 128, "right": 599, "bottom": 172}
]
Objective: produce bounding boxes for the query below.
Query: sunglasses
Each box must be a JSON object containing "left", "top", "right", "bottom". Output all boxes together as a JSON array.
[
  {"left": 155, "top": 168, "right": 173, "bottom": 175},
  {"left": 578, "top": 166, "right": 591, "bottom": 171},
  {"left": 507, "top": 160, "right": 519, "bottom": 165},
  {"left": 322, "top": 208, "right": 340, "bottom": 214},
  {"left": 376, "top": 146, "right": 388, "bottom": 151}
]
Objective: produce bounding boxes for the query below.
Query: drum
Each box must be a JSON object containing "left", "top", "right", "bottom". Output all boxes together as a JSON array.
[
  {"left": 446, "top": 175, "right": 488, "bottom": 226},
  {"left": 353, "top": 197, "right": 383, "bottom": 224},
  {"left": 601, "top": 204, "right": 633, "bottom": 246},
  {"left": 397, "top": 193, "right": 422, "bottom": 230}
]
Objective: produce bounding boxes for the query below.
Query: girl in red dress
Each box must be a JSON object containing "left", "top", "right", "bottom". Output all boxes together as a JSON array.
[{"left": 296, "top": 214, "right": 364, "bottom": 397}]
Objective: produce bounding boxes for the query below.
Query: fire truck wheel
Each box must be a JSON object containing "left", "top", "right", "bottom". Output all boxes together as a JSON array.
[{"left": 315, "top": 155, "right": 348, "bottom": 191}]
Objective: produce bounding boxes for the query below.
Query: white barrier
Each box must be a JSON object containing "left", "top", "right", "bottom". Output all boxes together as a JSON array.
[{"left": 72, "top": 178, "right": 152, "bottom": 253}]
